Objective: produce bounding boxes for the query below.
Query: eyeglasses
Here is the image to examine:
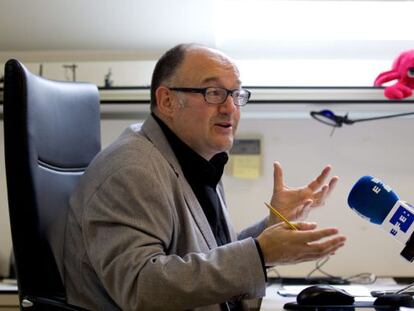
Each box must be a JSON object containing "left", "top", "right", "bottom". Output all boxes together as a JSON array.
[{"left": 169, "top": 87, "right": 251, "bottom": 106}]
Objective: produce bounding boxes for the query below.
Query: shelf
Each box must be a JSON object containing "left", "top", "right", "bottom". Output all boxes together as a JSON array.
[
  {"left": 98, "top": 86, "right": 414, "bottom": 104},
  {"left": 1, "top": 86, "right": 414, "bottom": 105}
]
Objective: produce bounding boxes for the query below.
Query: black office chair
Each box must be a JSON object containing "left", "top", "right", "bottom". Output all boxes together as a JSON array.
[{"left": 3, "top": 59, "right": 101, "bottom": 310}]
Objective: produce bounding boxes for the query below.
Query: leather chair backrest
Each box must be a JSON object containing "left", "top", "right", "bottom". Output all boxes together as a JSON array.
[{"left": 3, "top": 59, "right": 101, "bottom": 303}]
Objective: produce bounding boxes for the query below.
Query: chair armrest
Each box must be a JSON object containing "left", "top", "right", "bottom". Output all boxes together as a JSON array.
[{"left": 21, "top": 296, "right": 90, "bottom": 311}]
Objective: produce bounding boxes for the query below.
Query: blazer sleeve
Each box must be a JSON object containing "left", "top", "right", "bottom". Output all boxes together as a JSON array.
[
  {"left": 238, "top": 217, "right": 269, "bottom": 240},
  {"left": 81, "top": 157, "right": 266, "bottom": 310}
]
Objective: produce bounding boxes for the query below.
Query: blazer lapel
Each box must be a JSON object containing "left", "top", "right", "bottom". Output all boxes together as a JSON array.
[
  {"left": 217, "top": 184, "right": 238, "bottom": 242},
  {"left": 140, "top": 115, "right": 218, "bottom": 249}
]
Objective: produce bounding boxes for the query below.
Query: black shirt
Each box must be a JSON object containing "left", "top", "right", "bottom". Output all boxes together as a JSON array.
[
  {"left": 153, "top": 114, "right": 263, "bottom": 310},
  {"left": 153, "top": 113, "right": 231, "bottom": 246}
]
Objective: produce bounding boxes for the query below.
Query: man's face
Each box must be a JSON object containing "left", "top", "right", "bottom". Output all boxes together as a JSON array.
[{"left": 166, "top": 48, "right": 242, "bottom": 160}]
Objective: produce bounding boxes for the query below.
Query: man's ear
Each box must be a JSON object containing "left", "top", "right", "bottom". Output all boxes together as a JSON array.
[{"left": 155, "top": 86, "right": 175, "bottom": 117}]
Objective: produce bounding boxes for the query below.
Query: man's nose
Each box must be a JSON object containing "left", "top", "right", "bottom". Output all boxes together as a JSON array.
[{"left": 219, "top": 94, "right": 238, "bottom": 113}]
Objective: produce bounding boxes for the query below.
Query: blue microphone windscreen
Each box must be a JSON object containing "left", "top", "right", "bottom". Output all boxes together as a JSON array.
[{"left": 348, "top": 176, "right": 399, "bottom": 224}]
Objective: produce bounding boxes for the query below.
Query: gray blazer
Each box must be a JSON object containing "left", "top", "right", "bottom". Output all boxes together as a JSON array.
[{"left": 64, "top": 115, "right": 267, "bottom": 310}]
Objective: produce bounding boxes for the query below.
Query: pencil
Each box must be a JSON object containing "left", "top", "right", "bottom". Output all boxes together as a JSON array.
[{"left": 264, "top": 202, "right": 298, "bottom": 231}]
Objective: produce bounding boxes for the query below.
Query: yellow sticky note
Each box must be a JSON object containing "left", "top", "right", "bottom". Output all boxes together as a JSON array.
[
  {"left": 231, "top": 155, "right": 261, "bottom": 179},
  {"left": 228, "top": 138, "right": 261, "bottom": 179}
]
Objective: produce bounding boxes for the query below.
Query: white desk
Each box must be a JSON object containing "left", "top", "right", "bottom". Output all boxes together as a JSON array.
[
  {"left": 0, "top": 281, "right": 18, "bottom": 311},
  {"left": 260, "top": 283, "right": 296, "bottom": 311},
  {"left": 260, "top": 278, "right": 405, "bottom": 311}
]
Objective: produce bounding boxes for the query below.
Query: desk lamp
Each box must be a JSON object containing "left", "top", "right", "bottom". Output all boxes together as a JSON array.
[{"left": 310, "top": 109, "right": 414, "bottom": 136}]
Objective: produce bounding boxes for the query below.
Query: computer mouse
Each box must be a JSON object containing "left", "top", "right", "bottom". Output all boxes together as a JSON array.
[
  {"left": 296, "top": 284, "right": 355, "bottom": 306},
  {"left": 374, "top": 293, "right": 414, "bottom": 308}
]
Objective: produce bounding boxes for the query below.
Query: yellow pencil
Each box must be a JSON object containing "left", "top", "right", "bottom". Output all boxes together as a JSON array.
[{"left": 264, "top": 202, "right": 298, "bottom": 231}]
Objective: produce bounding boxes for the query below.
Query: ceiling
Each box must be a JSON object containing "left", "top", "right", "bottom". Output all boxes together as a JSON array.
[
  {"left": 0, "top": 0, "right": 215, "bottom": 61},
  {"left": 1, "top": 0, "right": 414, "bottom": 62}
]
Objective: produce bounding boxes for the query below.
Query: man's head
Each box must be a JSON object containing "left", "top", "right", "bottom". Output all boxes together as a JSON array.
[
  {"left": 150, "top": 44, "right": 190, "bottom": 111},
  {"left": 151, "top": 44, "right": 247, "bottom": 160}
]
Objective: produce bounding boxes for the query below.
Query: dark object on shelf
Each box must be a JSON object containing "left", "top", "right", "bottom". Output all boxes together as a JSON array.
[
  {"left": 104, "top": 68, "right": 113, "bottom": 88},
  {"left": 62, "top": 64, "right": 78, "bottom": 81}
]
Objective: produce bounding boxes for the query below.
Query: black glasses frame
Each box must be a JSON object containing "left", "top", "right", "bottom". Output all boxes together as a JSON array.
[{"left": 169, "top": 87, "right": 251, "bottom": 106}]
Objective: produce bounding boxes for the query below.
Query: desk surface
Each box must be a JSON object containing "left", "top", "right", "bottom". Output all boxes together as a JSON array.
[
  {"left": 260, "top": 278, "right": 406, "bottom": 311},
  {"left": 0, "top": 281, "right": 18, "bottom": 309},
  {"left": 0, "top": 282, "right": 17, "bottom": 294},
  {"left": 0, "top": 278, "right": 409, "bottom": 310}
]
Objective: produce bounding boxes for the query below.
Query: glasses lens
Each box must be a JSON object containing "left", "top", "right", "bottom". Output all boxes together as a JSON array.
[
  {"left": 204, "top": 87, "right": 250, "bottom": 106},
  {"left": 205, "top": 88, "right": 227, "bottom": 104},
  {"left": 235, "top": 89, "right": 250, "bottom": 106}
]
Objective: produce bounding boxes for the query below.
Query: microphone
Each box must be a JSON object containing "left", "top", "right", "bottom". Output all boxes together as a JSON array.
[{"left": 348, "top": 176, "right": 414, "bottom": 262}]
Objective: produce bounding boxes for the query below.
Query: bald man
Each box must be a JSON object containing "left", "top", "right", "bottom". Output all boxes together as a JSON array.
[{"left": 64, "top": 43, "right": 345, "bottom": 311}]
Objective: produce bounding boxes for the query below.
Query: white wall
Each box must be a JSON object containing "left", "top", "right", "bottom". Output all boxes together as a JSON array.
[
  {"left": 1, "top": 57, "right": 411, "bottom": 278},
  {"left": 226, "top": 104, "right": 414, "bottom": 277}
]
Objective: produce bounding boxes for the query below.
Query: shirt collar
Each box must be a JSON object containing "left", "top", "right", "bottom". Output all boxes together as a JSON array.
[{"left": 152, "top": 113, "right": 228, "bottom": 187}]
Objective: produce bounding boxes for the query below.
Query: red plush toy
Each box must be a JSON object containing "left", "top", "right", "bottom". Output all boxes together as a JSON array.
[{"left": 374, "top": 49, "right": 414, "bottom": 99}]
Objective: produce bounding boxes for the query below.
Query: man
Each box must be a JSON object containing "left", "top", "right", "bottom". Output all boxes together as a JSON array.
[{"left": 64, "top": 43, "right": 346, "bottom": 310}]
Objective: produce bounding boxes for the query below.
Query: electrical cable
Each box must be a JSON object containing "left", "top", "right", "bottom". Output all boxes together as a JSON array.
[{"left": 306, "top": 256, "right": 377, "bottom": 285}]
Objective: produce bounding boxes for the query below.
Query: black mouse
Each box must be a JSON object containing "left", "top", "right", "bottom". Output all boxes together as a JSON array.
[
  {"left": 297, "top": 284, "right": 355, "bottom": 305},
  {"left": 374, "top": 293, "right": 414, "bottom": 308}
]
